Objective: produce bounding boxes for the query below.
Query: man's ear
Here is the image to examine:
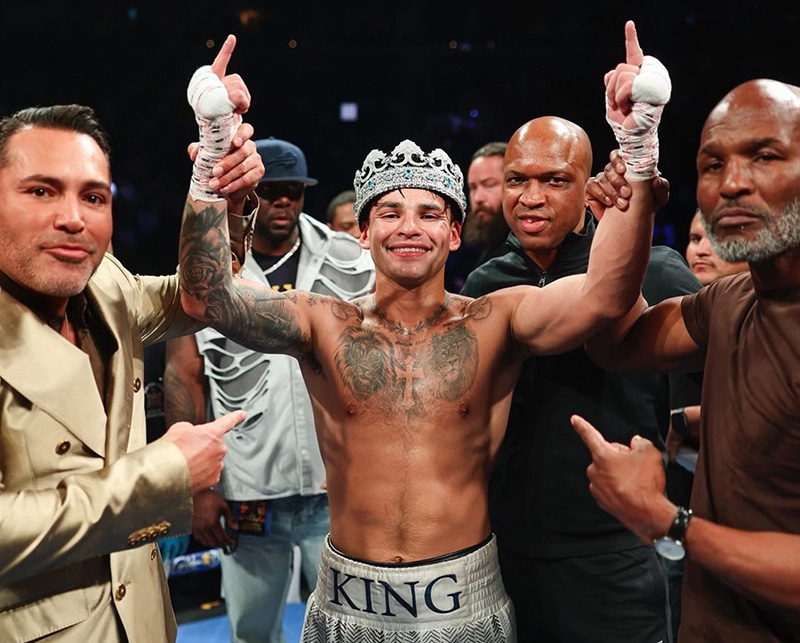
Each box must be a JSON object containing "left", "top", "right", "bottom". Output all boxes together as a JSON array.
[
  {"left": 449, "top": 220, "right": 462, "bottom": 251},
  {"left": 358, "top": 222, "right": 370, "bottom": 249}
]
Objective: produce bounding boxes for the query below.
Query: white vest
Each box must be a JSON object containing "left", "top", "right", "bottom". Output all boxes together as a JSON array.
[{"left": 196, "top": 214, "right": 374, "bottom": 499}]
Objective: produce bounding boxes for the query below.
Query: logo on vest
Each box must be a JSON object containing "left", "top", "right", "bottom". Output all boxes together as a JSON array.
[{"left": 328, "top": 566, "right": 463, "bottom": 618}]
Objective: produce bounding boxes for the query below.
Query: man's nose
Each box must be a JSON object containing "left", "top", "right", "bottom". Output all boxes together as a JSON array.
[
  {"left": 697, "top": 235, "right": 714, "bottom": 256},
  {"left": 719, "top": 158, "right": 755, "bottom": 199},
  {"left": 398, "top": 213, "right": 421, "bottom": 234},
  {"left": 54, "top": 196, "right": 86, "bottom": 233},
  {"left": 520, "top": 182, "right": 545, "bottom": 207}
]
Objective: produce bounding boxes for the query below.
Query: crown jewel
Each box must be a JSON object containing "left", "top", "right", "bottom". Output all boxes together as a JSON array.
[{"left": 353, "top": 139, "right": 467, "bottom": 223}]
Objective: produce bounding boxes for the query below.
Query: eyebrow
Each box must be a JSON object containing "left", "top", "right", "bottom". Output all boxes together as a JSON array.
[
  {"left": 374, "top": 198, "right": 446, "bottom": 212},
  {"left": 22, "top": 174, "right": 112, "bottom": 192},
  {"left": 698, "top": 136, "right": 784, "bottom": 156}
]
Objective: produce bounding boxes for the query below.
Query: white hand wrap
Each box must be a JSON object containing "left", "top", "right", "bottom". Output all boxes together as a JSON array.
[
  {"left": 606, "top": 55, "right": 672, "bottom": 181},
  {"left": 187, "top": 65, "right": 241, "bottom": 201}
]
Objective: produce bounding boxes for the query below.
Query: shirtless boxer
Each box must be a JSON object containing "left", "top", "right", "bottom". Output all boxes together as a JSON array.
[{"left": 179, "top": 22, "right": 669, "bottom": 642}]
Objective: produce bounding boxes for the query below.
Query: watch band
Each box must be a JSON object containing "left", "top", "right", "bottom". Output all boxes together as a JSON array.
[
  {"left": 671, "top": 407, "right": 690, "bottom": 437},
  {"left": 666, "top": 506, "right": 693, "bottom": 544}
]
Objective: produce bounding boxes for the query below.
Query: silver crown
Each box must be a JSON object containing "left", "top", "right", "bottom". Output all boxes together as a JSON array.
[{"left": 353, "top": 139, "right": 467, "bottom": 224}]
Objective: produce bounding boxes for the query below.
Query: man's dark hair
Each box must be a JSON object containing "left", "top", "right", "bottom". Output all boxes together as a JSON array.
[
  {"left": 471, "top": 141, "right": 507, "bottom": 162},
  {"left": 326, "top": 190, "right": 357, "bottom": 223},
  {"left": 0, "top": 105, "right": 111, "bottom": 168}
]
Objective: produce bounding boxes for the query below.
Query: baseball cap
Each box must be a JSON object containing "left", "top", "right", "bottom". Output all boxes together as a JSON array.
[{"left": 256, "top": 137, "right": 318, "bottom": 186}]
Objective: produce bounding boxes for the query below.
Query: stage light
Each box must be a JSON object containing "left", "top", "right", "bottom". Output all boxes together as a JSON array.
[{"left": 339, "top": 102, "right": 358, "bottom": 122}]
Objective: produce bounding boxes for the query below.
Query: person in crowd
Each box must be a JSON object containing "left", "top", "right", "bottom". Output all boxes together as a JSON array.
[
  {"left": 685, "top": 206, "right": 748, "bottom": 286},
  {"left": 0, "top": 36, "right": 262, "bottom": 642},
  {"left": 461, "top": 114, "right": 699, "bottom": 643},
  {"left": 164, "top": 138, "right": 374, "bottom": 643},
  {"left": 325, "top": 189, "right": 359, "bottom": 237},
  {"left": 177, "top": 22, "right": 669, "bottom": 642},
  {"left": 575, "top": 77, "right": 800, "bottom": 643},
  {"left": 447, "top": 141, "right": 510, "bottom": 291},
  {"left": 464, "top": 141, "right": 511, "bottom": 263}
]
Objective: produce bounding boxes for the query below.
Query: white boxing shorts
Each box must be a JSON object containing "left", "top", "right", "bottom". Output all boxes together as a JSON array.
[{"left": 301, "top": 534, "right": 516, "bottom": 642}]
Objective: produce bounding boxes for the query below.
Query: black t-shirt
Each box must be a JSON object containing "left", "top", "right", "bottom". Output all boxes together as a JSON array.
[
  {"left": 252, "top": 247, "right": 301, "bottom": 293},
  {"left": 462, "top": 214, "right": 702, "bottom": 558}
]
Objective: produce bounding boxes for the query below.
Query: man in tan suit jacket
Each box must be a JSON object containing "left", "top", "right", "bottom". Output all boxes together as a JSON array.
[{"left": 0, "top": 44, "right": 262, "bottom": 642}]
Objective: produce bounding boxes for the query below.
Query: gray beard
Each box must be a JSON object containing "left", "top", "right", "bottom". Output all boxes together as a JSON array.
[{"left": 702, "top": 198, "right": 800, "bottom": 263}]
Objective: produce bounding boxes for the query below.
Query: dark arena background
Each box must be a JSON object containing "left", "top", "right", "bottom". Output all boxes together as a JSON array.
[{"left": 1, "top": 0, "right": 797, "bottom": 274}]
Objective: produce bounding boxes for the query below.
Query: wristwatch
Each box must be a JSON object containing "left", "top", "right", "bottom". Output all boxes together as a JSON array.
[
  {"left": 654, "top": 506, "right": 692, "bottom": 560},
  {"left": 670, "top": 407, "right": 690, "bottom": 437}
]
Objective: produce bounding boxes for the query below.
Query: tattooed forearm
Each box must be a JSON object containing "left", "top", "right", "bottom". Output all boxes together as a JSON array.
[
  {"left": 180, "top": 201, "right": 234, "bottom": 309},
  {"left": 179, "top": 200, "right": 307, "bottom": 354}
]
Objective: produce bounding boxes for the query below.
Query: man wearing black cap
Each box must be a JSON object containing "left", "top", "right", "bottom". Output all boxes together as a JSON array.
[
  {"left": 178, "top": 23, "right": 669, "bottom": 642},
  {"left": 248, "top": 137, "right": 320, "bottom": 273},
  {"left": 164, "top": 138, "right": 374, "bottom": 643}
]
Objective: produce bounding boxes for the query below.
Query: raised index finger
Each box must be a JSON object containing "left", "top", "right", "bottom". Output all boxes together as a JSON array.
[
  {"left": 211, "top": 34, "right": 237, "bottom": 78},
  {"left": 624, "top": 20, "right": 644, "bottom": 67},
  {"left": 207, "top": 410, "right": 246, "bottom": 436},
  {"left": 571, "top": 414, "right": 610, "bottom": 457}
]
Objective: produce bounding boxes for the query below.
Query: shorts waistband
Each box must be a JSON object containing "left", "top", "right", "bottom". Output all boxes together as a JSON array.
[
  {"left": 328, "top": 534, "right": 494, "bottom": 568},
  {"left": 313, "top": 534, "right": 509, "bottom": 625}
]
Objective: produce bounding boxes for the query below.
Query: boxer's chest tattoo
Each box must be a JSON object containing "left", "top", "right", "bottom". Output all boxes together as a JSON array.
[{"left": 333, "top": 322, "right": 479, "bottom": 416}]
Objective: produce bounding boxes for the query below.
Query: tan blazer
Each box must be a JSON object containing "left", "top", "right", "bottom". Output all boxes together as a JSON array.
[{"left": 0, "top": 255, "right": 201, "bottom": 643}]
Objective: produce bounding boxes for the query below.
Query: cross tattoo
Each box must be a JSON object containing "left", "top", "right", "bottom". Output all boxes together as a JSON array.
[{"left": 395, "top": 354, "right": 424, "bottom": 404}]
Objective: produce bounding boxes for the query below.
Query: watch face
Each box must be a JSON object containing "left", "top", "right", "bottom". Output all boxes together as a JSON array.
[
  {"left": 671, "top": 410, "right": 690, "bottom": 437},
  {"left": 654, "top": 537, "right": 685, "bottom": 561}
]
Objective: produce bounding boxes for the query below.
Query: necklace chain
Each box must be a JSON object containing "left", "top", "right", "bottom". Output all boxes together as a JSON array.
[
  {"left": 262, "top": 237, "right": 301, "bottom": 276},
  {"left": 373, "top": 296, "right": 452, "bottom": 335}
]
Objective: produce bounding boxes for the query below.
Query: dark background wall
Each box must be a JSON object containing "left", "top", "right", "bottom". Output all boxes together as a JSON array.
[{"left": 1, "top": 1, "right": 797, "bottom": 275}]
